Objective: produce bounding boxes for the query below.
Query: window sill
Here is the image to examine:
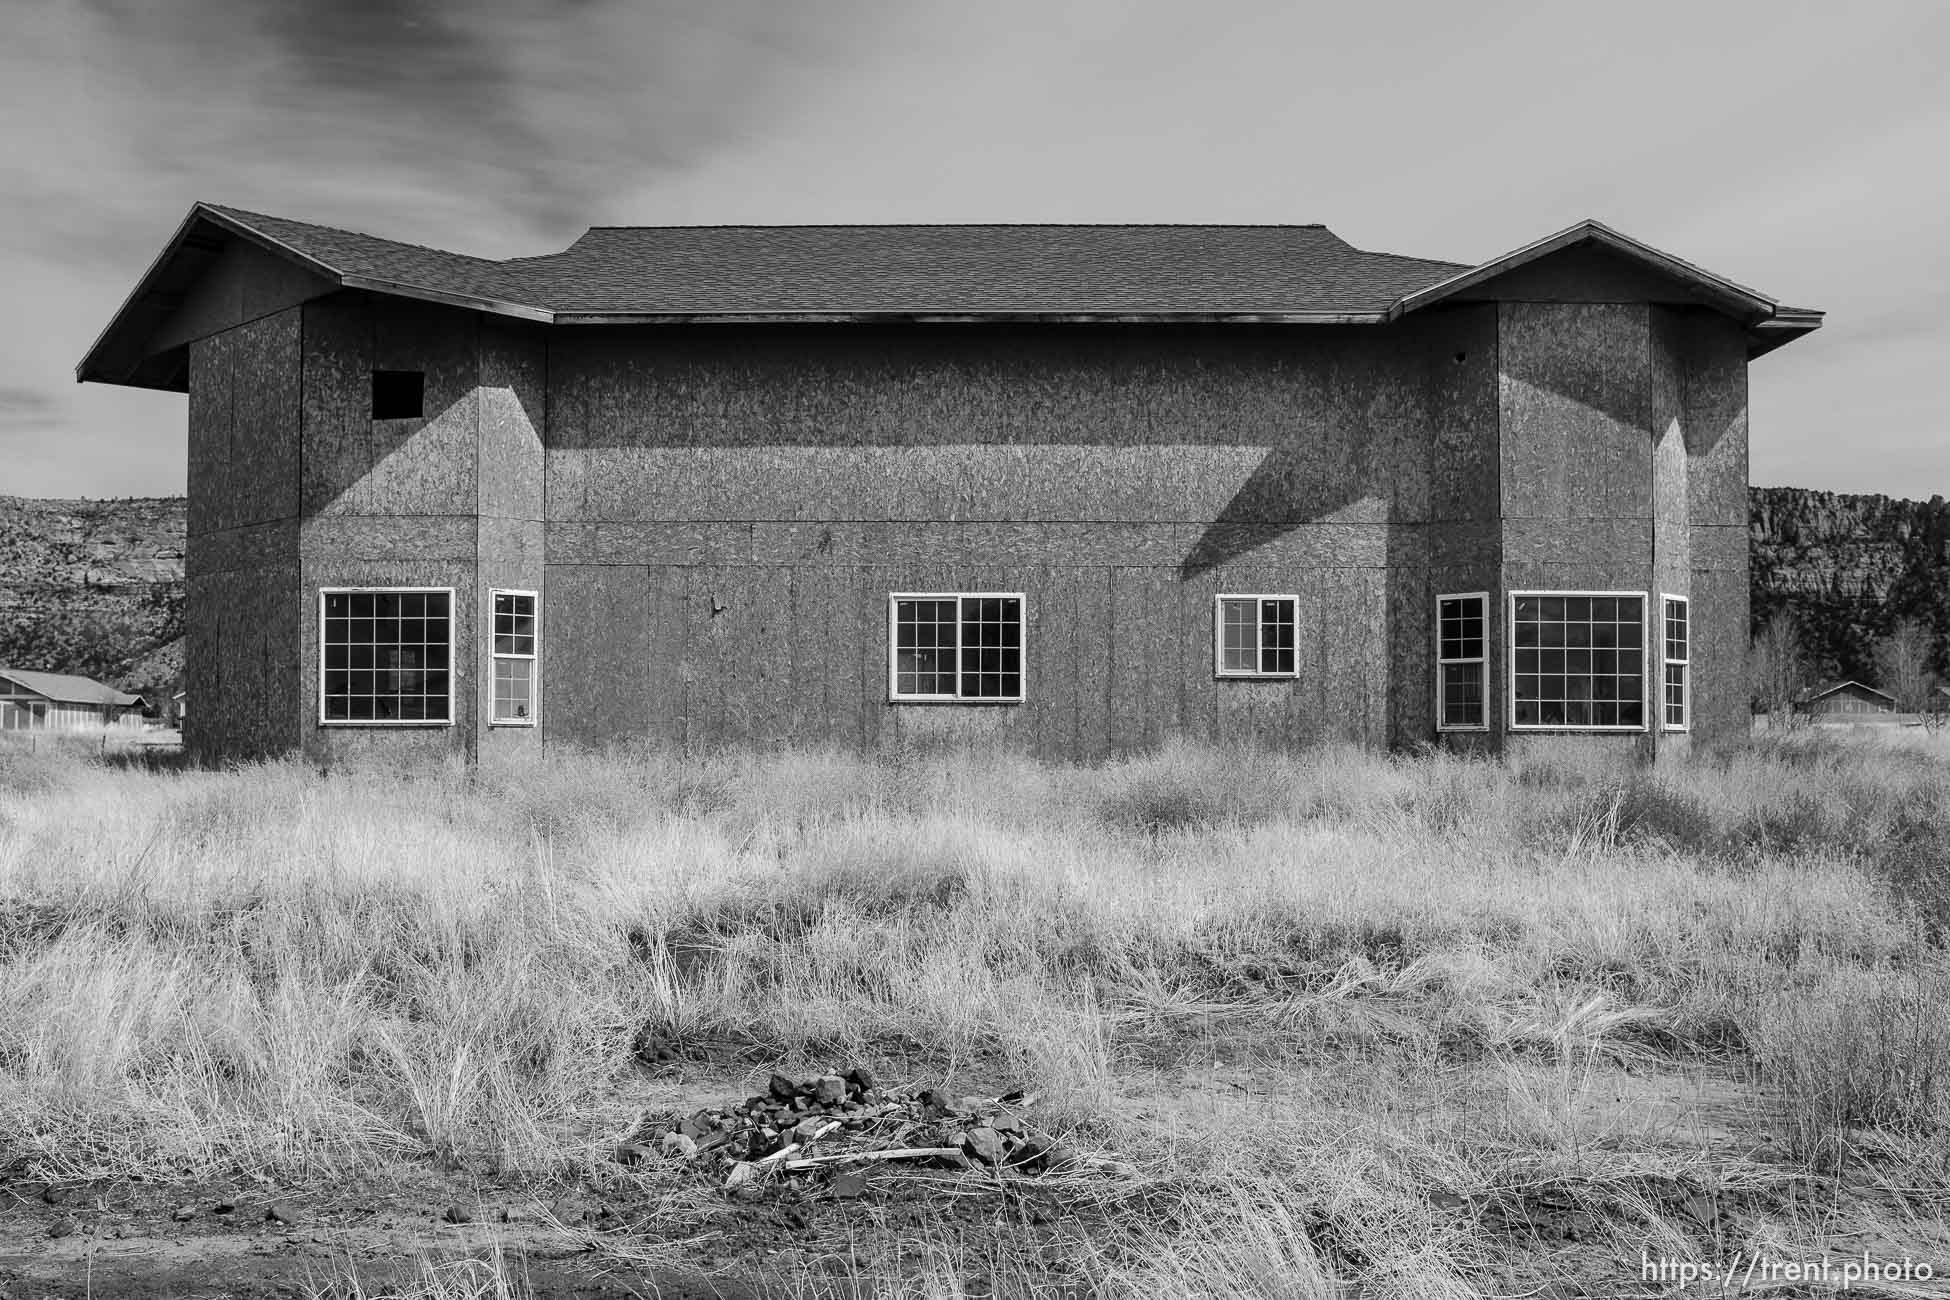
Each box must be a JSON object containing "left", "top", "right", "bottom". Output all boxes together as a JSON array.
[
  {"left": 1509, "top": 726, "right": 1648, "bottom": 734},
  {"left": 888, "top": 697, "right": 1024, "bottom": 706},
  {"left": 489, "top": 720, "right": 538, "bottom": 728},
  {"left": 318, "top": 720, "right": 457, "bottom": 728},
  {"left": 1214, "top": 672, "right": 1300, "bottom": 682}
]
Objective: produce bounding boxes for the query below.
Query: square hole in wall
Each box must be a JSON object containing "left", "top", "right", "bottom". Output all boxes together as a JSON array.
[{"left": 371, "top": 370, "right": 424, "bottom": 420}]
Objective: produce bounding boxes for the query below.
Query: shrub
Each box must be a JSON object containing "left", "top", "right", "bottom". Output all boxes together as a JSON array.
[{"left": 1742, "top": 964, "right": 1949, "bottom": 1171}]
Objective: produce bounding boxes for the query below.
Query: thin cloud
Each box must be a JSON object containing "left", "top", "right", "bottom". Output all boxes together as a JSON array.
[
  {"left": 54, "top": 0, "right": 897, "bottom": 248},
  {"left": 0, "top": 386, "right": 67, "bottom": 432}
]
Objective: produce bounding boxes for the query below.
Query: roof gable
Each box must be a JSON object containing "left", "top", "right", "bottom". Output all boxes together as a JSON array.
[{"left": 1395, "top": 220, "right": 1823, "bottom": 357}]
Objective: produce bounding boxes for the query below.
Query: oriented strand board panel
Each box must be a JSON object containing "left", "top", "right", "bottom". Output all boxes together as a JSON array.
[
  {"left": 189, "top": 519, "right": 299, "bottom": 580},
  {"left": 543, "top": 323, "right": 1464, "bottom": 531},
  {"left": 541, "top": 564, "right": 652, "bottom": 746},
  {"left": 1680, "top": 313, "right": 1750, "bottom": 528},
  {"left": 185, "top": 564, "right": 302, "bottom": 765},
  {"left": 301, "top": 295, "right": 480, "bottom": 517},
  {"left": 1649, "top": 307, "right": 1691, "bottom": 596},
  {"left": 1500, "top": 302, "right": 1653, "bottom": 525},
  {"left": 185, "top": 310, "right": 302, "bottom": 538},
  {"left": 479, "top": 319, "right": 547, "bottom": 523},
  {"left": 1423, "top": 304, "right": 1500, "bottom": 526},
  {"left": 1688, "top": 566, "right": 1747, "bottom": 746}
]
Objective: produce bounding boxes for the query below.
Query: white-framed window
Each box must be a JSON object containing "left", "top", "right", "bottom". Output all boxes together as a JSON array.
[
  {"left": 491, "top": 590, "right": 539, "bottom": 726},
  {"left": 888, "top": 593, "right": 1024, "bottom": 703},
  {"left": 319, "top": 588, "right": 454, "bottom": 725},
  {"left": 1662, "top": 594, "right": 1689, "bottom": 732},
  {"left": 1509, "top": 591, "right": 1647, "bottom": 731},
  {"left": 1214, "top": 595, "right": 1298, "bottom": 678},
  {"left": 1435, "top": 592, "right": 1488, "bottom": 731}
]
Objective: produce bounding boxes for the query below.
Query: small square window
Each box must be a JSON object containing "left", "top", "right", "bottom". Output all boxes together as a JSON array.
[
  {"left": 1214, "top": 595, "right": 1298, "bottom": 678},
  {"left": 372, "top": 370, "right": 424, "bottom": 420}
]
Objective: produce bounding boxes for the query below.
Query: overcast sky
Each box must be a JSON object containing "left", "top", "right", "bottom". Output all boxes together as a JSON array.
[{"left": 2, "top": 0, "right": 1944, "bottom": 500}]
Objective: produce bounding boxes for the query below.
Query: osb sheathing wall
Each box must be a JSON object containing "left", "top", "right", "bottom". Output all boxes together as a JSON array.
[
  {"left": 540, "top": 315, "right": 1501, "bottom": 759},
  {"left": 183, "top": 309, "right": 304, "bottom": 763},
  {"left": 1677, "top": 313, "right": 1750, "bottom": 746},
  {"left": 1497, "top": 301, "right": 1749, "bottom": 754},
  {"left": 296, "top": 295, "right": 486, "bottom": 764},
  {"left": 474, "top": 319, "right": 547, "bottom": 758}
]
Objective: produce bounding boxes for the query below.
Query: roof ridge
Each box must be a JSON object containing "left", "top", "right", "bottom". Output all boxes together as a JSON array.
[
  {"left": 203, "top": 203, "right": 507, "bottom": 267},
  {"left": 574, "top": 221, "right": 1336, "bottom": 231}
]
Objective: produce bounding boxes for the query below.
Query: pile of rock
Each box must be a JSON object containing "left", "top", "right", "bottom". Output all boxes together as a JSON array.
[{"left": 619, "top": 1066, "right": 1097, "bottom": 1198}]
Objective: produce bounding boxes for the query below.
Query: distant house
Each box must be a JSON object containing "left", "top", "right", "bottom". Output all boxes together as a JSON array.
[
  {"left": 78, "top": 203, "right": 1824, "bottom": 763},
  {"left": 0, "top": 669, "right": 147, "bottom": 731},
  {"left": 1794, "top": 680, "right": 1898, "bottom": 721}
]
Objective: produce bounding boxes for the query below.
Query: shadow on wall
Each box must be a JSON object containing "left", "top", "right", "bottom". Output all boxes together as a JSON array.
[
  {"left": 541, "top": 322, "right": 1432, "bottom": 578},
  {"left": 300, "top": 296, "right": 547, "bottom": 518}
]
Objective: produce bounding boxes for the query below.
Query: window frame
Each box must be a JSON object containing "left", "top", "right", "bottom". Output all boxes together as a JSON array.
[
  {"left": 1506, "top": 589, "right": 1650, "bottom": 734},
  {"left": 886, "top": 591, "right": 1027, "bottom": 705},
  {"left": 489, "top": 588, "right": 540, "bottom": 728},
  {"left": 1433, "top": 590, "right": 1490, "bottom": 733},
  {"left": 317, "top": 586, "right": 457, "bottom": 728},
  {"left": 1212, "top": 593, "right": 1301, "bottom": 680},
  {"left": 1661, "top": 592, "right": 1689, "bottom": 733}
]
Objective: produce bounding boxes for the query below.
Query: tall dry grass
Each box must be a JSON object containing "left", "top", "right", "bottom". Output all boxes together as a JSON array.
[{"left": 2, "top": 730, "right": 1947, "bottom": 1295}]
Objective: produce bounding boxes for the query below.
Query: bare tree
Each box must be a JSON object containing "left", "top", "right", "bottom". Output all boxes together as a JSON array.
[
  {"left": 1749, "top": 612, "right": 1811, "bottom": 731},
  {"left": 1874, "top": 619, "right": 1945, "bottom": 730}
]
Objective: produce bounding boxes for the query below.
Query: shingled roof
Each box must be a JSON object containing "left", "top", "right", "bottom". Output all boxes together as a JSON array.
[
  {"left": 77, "top": 203, "right": 1825, "bottom": 389},
  {"left": 0, "top": 668, "right": 143, "bottom": 708},
  {"left": 200, "top": 204, "right": 1469, "bottom": 318}
]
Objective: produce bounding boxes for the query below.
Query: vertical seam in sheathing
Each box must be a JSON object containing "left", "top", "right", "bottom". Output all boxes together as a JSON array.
[{"left": 296, "top": 303, "right": 307, "bottom": 751}]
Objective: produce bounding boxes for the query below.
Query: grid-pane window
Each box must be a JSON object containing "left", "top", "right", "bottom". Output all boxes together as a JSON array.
[
  {"left": 1510, "top": 593, "right": 1645, "bottom": 730},
  {"left": 891, "top": 594, "right": 1023, "bottom": 701},
  {"left": 492, "top": 591, "right": 538, "bottom": 725},
  {"left": 321, "top": 589, "right": 451, "bottom": 723},
  {"left": 1436, "top": 593, "right": 1487, "bottom": 730},
  {"left": 1663, "top": 596, "right": 1689, "bottom": 731},
  {"left": 1215, "top": 596, "right": 1297, "bottom": 677}
]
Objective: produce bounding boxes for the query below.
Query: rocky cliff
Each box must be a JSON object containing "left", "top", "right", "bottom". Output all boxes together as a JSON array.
[
  {"left": 0, "top": 488, "right": 1943, "bottom": 704},
  {"left": 0, "top": 495, "right": 186, "bottom": 700},
  {"left": 1749, "top": 487, "right": 1950, "bottom": 684}
]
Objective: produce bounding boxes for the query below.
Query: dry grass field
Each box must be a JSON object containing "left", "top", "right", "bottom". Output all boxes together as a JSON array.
[{"left": 1, "top": 732, "right": 1947, "bottom": 1298}]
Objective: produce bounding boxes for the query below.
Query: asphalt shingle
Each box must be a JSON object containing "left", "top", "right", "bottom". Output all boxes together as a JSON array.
[{"left": 205, "top": 206, "right": 1469, "bottom": 317}]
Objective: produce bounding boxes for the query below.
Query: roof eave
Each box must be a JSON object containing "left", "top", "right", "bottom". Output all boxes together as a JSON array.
[
  {"left": 549, "top": 309, "right": 1392, "bottom": 326},
  {"left": 74, "top": 203, "right": 228, "bottom": 387},
  {"left": 1747, "top": 308, "right": 1825, "bottom": 359},
  {"left": 338, "top": 274, "right": 554, "bottom": 324}
]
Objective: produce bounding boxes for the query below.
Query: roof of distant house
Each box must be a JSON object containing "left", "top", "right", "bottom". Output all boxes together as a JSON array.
[
  {"left": 1795, "top": 679, "right": 1898, "bottom": 706},
  {"left": 0, "top": 668, "right": 143, "bottom": 707},
  {"left": 77, "top": 204, "right": 1826, "bottom": 390}
]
